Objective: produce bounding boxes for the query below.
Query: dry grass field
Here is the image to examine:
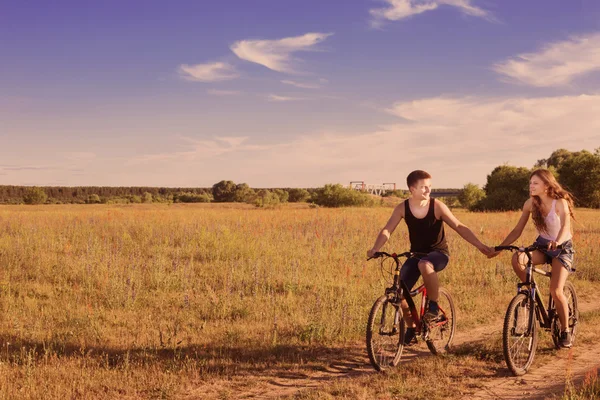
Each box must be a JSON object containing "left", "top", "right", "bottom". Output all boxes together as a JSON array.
[{"left": 0, "top": 203, "right": 598, "bottom": 399}]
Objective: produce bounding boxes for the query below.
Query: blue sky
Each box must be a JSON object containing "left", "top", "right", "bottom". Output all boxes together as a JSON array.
[{"left": 2, "top": 0, "right": 600, "bottom": 188}]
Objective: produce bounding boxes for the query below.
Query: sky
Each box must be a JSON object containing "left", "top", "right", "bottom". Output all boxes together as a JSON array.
[{"left": 2, "top": 0, "right": 600, "bottom": 188}]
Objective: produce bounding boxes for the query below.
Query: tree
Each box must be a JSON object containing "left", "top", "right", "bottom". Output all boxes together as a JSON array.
[
  {"left": 557, "top": 150, "right": 600, "bottom": 208},
  {"left": 479, "top": 165, "right": 530, "bottom": 211},
  {"left": 142, "top": 192, "right": 153, "bottom": 203},
  {"left": 23, "top": 187, "right": 48, "bottom": 205},
  {"left": 253, "top": 189, "right": 281, "bottom": 208},
  {"left": 212, "top": 180, "right": 237, "bottom": 202},
  {"left": 233, "top": 183, "right": 255, "bottom": 202},
  {"left": 273, "top": 189, "right": 289, "bottom": 203},
  {"left": 312, "top": 184, "right": 378, "bottom": 207},
  {"left": 288, "top": 188, "right": 310, "bottom": 203},
  {"left": 458, "top": 183, "right": 485, "bottom": 211},
  {"left": 86, "top": 194, "right": 101, "bottom": 204}
]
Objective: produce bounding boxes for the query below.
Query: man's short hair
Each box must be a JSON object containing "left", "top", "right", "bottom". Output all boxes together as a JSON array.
[{"left": 406, "top": 170, "right": 432, "bottom": 188}]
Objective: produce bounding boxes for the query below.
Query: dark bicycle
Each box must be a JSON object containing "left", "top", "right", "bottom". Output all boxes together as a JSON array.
[
  {"left": 366, "top": 251, "right": 456, "bottom": 371},
  {"left": 495, "top": 244, "right": 579, "bottom": 376}
]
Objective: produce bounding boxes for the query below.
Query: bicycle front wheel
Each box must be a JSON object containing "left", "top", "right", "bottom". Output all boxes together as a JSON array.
[
  {"left": 425, "top": 287, "right": 456, "bottom": 355},
  {"left": 366, "top": 295, "right": 405, "bottom": 371},
  {"left": 503, "top": 293, "right": 538, "bottom": 376}
]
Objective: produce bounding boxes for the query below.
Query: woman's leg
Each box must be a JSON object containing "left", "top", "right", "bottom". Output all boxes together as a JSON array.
[
  {"left": 511, "top": 250, "right": 546, "bottom": 282},
  {"left": 550, "top": 258, "right": 570, "bottom": 332}
]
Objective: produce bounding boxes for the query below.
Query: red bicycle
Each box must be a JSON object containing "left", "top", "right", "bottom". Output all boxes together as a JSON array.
[{"left": 366, "top": 251, "right": 456, "bottom": 371}]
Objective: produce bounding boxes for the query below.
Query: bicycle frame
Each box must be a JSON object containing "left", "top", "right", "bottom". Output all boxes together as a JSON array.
[
  {"left": 520, "top": 257, "right": 556, "bottom": 335},
  {"left": 385, "top": 253, "right": 434, "bottom": 332},
  {"left": 500, "top": 245, "right": 559, "bottom": 335}
]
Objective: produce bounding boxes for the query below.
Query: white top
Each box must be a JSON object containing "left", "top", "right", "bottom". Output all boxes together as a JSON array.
[{"left": 538, "top": 199, "right": 572, "bottom": 241}]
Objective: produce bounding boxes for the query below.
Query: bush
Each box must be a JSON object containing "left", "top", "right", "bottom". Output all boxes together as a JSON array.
[
  {"left": 253, "top": 189, "right": 280, "bottom": 208},
  {"left": 458, "top": 183, "right": 486, "bottom": 211},
  {"left": 23, "top": 187, "right": 48, "bottom": 205},
  {"left": 312, "top": 184, "right": 378, "bottom": 207},
  {"left": 288, "top": 188, "right": 310, "bottom": 203},
  {"left": 142, "top": 192, "right": 153, "bottom": 203},
  {"left": 273, "top": 189, "right": 289, "bottom": 203},
  {"left": 86, "top": 194, "right": 101, "bottom": 204},
  {"left": 175, "top": 192, "right": 212, "bottom": 203},
  {"left": 233, "top": 183, "right": 255, "bottom": 202}
]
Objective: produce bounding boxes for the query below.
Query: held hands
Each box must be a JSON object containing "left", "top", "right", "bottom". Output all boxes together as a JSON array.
[
  {"left": 478, "top": 244, "right": 494, "bottom": 257},
  {"left": 547, "top": 241, "right": 558, "bottom": 250}
]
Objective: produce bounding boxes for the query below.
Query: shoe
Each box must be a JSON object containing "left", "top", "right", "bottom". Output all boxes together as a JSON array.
[
  {"left": 403, "top": 327, "right": 417, "bottom": 346},
  {"left": 559, "top": 330, "right": 572, "bottom": 348},
  {"left": 424, "top": 302, "right": 441, "bottom": 323}
]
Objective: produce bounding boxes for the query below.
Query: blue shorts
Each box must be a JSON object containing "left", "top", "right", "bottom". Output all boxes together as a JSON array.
[
  {"left": 534, "top": 236, "right": 575, "bottom": 272},
  {"left": 400, "top": 251, "right": 449, "bottom": 291}
]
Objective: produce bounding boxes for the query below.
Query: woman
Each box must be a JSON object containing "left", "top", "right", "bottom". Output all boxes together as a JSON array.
[{"left": 490, "top": 169, "right": 575, "bottom": 348}]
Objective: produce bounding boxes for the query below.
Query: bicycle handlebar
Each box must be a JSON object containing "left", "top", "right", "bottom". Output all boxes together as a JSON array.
[
  {"left": 367, "top": 251, "right": 429, "bottom": 261},
  {"left": 494, "top": 243, "right": 565, "bottom": 253}
]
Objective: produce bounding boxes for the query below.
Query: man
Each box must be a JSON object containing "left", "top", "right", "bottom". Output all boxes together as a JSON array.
[{"left": 367, "top": 170, "right": 492, "bottom": 345}]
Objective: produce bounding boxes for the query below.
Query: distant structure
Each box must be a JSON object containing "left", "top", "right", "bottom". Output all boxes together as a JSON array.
[
  {"left": 350, "top": 181, "right": 460, "bottom": 198},
  {"left": 349, "top": 181, "right": 396, "bottom": 196}
]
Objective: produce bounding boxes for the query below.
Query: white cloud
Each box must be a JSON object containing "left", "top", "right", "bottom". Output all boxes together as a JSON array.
[
  {"left": 267, "top": 94, "right": 306, "bottom": 102},
  {"left": 125, "top": 94, "right": 600, "bottom": 187},
  {"left": 493, "top": 32, "right": 600, "bottom": 87},
  {"left": 178, "top": 62, "right": 239, "bottom": 82},
  {"left": 207, "top": 89, "right": 242, "bottom": 96},
  {"left": 370, "top": 0, "right": 491, "bottom": 26},
  {"left": 281, "top": 79, "right": 321, "bottom": 89},
  {"left": 230, "top": 32, "right": 333, "bottom": 73}
]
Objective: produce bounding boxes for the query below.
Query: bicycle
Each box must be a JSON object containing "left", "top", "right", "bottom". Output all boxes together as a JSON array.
[
  {"left": 366, "top": 251, "right": 456, "bottom": 371},
  {"left": 495, "top": 244, "right": 579, "bottom": 376}
]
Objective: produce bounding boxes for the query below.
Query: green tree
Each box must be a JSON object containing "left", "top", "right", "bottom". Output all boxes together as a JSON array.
[
  {"left": 312, "top": 184, "right": 377, "bottom": 207},
  {"left": 23, "top": 187, "right": 48, "bottom": 205},
  {"left": 142, "top": 192, "right": 153, "bottom": 203},
  {"left": 212, "top": 180, "right": 237, "bottom": 202},
  {"left": 557, "top": 150, "right": 600, "bottom": 208},
  {"left": 253, "top": 189, "right": 281, "bottom": 208},
  {"left": 458, "top": 183, "right": 486, "bottom": 211},
  {"left": 233, "top": 183, "right": 255, "bottom": 202},
  {"left": 288, "top": 188, "right": 310, "bottom": 203},
  {"left": 86, "top": 194, "right": 101, "bottom": 204},
  {"left": 479, "top": 165, "right": 530, "bottom": 211},
  {"left": 273, "top": 189, "right": 289, "bottom": 203}
]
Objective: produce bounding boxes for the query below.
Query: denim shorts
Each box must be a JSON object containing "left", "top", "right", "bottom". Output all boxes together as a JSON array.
[
  {"left": 400, "top": 251, "right": 449, "bottom": 291},
  {"left": 534, "top": 236, "right": 575, "bottom": 272}
]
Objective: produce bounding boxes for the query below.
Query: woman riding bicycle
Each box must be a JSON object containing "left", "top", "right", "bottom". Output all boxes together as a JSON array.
[
  {"left": 489, "top": 168, "right": 576, "bottom": 348},
  {"left": 368, "top": 170, "right": 493, "bottom": 345}
]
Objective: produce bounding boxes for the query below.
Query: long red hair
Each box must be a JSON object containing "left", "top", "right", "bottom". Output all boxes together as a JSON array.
[{"left": 530, "top": 169, "right": 575, "bottom": 233}]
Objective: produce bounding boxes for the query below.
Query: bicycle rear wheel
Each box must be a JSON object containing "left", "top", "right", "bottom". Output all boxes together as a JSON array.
[
  {"left": 425, "top": 287, "right": 456, "bottom": 355},
  {"left": 551, "top": 281, "right": 579, "bottom": 349},
  {"left": 503, "top": 293, "right": 538, "bottom": 376},
  {"left": 366, "top": 295, "right": 405, "bottom": 371}
]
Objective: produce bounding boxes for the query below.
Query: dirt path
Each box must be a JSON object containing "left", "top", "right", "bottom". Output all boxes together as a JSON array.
[
  {"left": 469, "top": 301, "right": 600, "bottom": 400},
  {"left": 185, "top": 300, "right": 600, "bottom": 399}
]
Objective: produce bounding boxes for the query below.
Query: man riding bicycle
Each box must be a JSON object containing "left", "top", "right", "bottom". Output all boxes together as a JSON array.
[{"left": 367, "top": 170, "right": 493, "bottom": 345}]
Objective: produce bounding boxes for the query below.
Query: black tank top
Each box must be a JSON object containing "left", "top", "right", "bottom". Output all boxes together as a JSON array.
[{"left": 404, "top": 198, "right": 449, "bottom": 255}]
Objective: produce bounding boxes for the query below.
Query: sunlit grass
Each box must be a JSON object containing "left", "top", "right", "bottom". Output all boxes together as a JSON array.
[{"left": 0, "top": 204, "right": 598, "bottom": 398}]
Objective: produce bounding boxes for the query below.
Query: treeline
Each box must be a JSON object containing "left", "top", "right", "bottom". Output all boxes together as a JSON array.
[
  {"left": 458, "top": 148, "right": 600, "bottom": 211},
  {"left": 0, "top": 179, "right": 459, "bottom": 208},
  {"left": 0, "top": 186, "right": 213, "bottom": 205}
]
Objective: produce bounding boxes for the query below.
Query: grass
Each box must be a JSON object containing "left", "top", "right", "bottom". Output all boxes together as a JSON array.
[{"left": 0, "top": 203, "right": 599, "bottom": 399}]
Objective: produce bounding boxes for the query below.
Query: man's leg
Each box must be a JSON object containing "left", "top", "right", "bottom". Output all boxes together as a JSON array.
[
  {"left": 419, "top": 252, "right": 449, "bottom": 321},
  {"left": 399, "top": 258, "right": 420, "bottom": 345},
  {"left": 399, "top": 258, "right": 420, "bottom": 328},
  {"left": 418, "top": 260, "right": 438, "bottom": 302}
]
